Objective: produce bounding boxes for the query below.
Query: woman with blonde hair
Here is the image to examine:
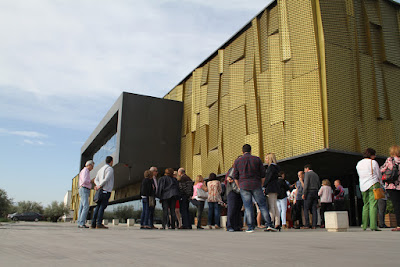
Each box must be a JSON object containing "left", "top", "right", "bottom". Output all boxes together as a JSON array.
[
  {"left": 191, "top": 175, "right": 208, "bottom": 229},
  {"left": 380, "top": 145, "right": 400, "bottom": 231},
  {"left": 318, "top": 179, "right": 333, "bottom": 228},
  {"left": 263, "top": 153, "right": 281, "bottom": 229}
]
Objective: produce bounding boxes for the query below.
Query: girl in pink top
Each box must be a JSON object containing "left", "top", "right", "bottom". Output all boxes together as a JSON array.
[
  {"left": 190, "top": 175, "right": 208, "bottom": 229},
  {"left": 318, "top": 179, "right": 333, "bottom": 228}
]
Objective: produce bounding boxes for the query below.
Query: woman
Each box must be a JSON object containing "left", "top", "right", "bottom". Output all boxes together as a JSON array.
[
  {"left": 276, "top": 171, "right": 290, "bottom": 229},
  {"left": 157, "top": 168, "right": 180, "bottom": 230},
  {"left": 191, "top": 175, "right": 208, "bottom": 229},
  {"left": 356, "top": 148, "right": 382, "bottom": 231},
  {"left": 207, "top": 173, "right": 222, "bottom": 229},
  {"left": 264, "top": 153, "right": 280, "bottom": 229},
  {"left": 380, "top": 145, "right": 400, "bottom": 231},
  {"left": 225, "top": 168, "right": 242, "bottom": 232},
  {"left": 318, "top": 179, "right": 333, "bottom": 228},
  {"left": 140, "top": 170, "right": 154, "bottom": 229},
  {"left": 173, "top": 171, "right": 182, "bottom": 229}
]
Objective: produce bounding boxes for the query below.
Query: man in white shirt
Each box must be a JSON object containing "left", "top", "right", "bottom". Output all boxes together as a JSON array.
[{"left": 92, "top": 156, "right": 114, "bottom": 229}]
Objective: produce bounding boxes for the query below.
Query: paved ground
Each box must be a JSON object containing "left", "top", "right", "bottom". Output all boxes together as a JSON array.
[{"left": 0, "top": 222, "right": 398, "bottom": 266}]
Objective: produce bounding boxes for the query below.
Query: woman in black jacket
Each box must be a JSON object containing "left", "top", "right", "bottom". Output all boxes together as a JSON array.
[
  {"left": 157, "top": 168, "right": 180, "bottom": 230},
  {"left": 140, "top": 170, "right": 155, "bottom": 229},
  {"left": 277, "top": 171, "right": 290, "bottom": 229},
  {"left": 263, "top": 153, "right": 280, "bottom": 229}
]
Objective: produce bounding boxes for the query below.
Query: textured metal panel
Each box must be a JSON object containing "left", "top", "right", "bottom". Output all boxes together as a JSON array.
[
  {"left": 286, "top": 0, "right": 318, "bottom": 78},
  {"left": 193, "top": 131, "right": 200, "bottom": 155},
  {"left": 279, "top": 0, "right": 291, "bottom": 61},
  {"left": 192, "top": 68, "right": 202, "bottom": 115},
  {"left": 380, "top": 0, "right": 400, "bottom": 67},
  {"left": 199, "top": 85, "right": 209, "bottom": 126},
  {"left": 252, "top": 17, "right": 262, "bottom": 75},
  {"left": 383, "top": 64, "right": 400, "bottom": 148},
  {"left": 219, "top": 49, "right": 224, "bottom": 74},
  {"left": 259, "top": 10, "right": 269, "bottom": 73},
  {"left": 207, "top": 148, "right": 220, "bottom": 176},
  {"left": 287, "top": 70, "right": 324, "bottom": 156},
  {"left": 209, "top": 102, "right": 219, "bottom": 150},
  {"left": 244, "top": 26, "right": 255, "bottom": 83},
  {"left": 229, "top": 59, "right": 245, "bottom": 111},
  {"left": 364, "top": 0, "right": 381, "bottom": 25},
  {"left": 200, "top": 125, "right": 209, "bottom": 175},
  {"left": 192, "top": 155, "right": 202, "bottom": 179},
  {"left": 345, "top": 0, "right": 355, "bottom": 16},
  {"left": 245, "top": 79, "right": 258, "bottom": 135},
  {"left": 185, "top": 133, "right": 194, "bottom": 176},
  {"left": 228, "top": 105, "right": 247, "bottom": 167},
  {"left": 201, "top": 62, "right": 209, "bottom": 86},
  {"left": 325, "top": 43, "right": 357, "bottom": 152},
  {"left": 268, "top": 5, "right": 279, "bottom": 35},
  {"left": 319, "top": 0, "right": 351, "bottom": 49},
  {"left": 207, "top": 55, "right": 220, "bottom": 107},
  {"left": 354, "top": 0, "right": 370, "bottom": 55},
  {"left": 268, "top": 34, "right": 285, "bottom": 125},
  {"left": 229, "top": 32, "right": 246, "bottom": 64}
]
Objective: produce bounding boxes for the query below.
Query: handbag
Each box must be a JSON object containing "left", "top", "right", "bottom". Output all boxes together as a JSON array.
[
  {"left": 196, "top": 187, "right": 208, "bottom": 200},
  {"left": 382, "top": 157, "right": 400, "bottom": 183},
  {"left": 148, "top": 196, "right": 155, "bottom": 207},
  {"left": 373, "top": 184, "right": 385, "bottom": 200}
]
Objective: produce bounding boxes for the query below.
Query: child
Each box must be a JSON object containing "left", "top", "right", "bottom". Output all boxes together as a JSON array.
[{"left": 318, "top": 179, "right": 333, "bottom": 228}]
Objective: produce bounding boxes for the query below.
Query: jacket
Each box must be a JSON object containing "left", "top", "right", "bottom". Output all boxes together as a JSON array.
[
  {"left": 264, "top": 164, "right": 280, "bottom": 194},
  {"left": 303, "top": 170, "right": 321, "bottom": 196},
  {"left": 157, "top": 175, "right": 180, "bottom": 200},
  {"left": 178, "top": 174, "right": 194, "bottom": 198},
  {"left": 140, "top": 178, "right": 155, "bottom": 197},
  {"left": 277, "top": 178, "right": 290, "bottom": 199}
]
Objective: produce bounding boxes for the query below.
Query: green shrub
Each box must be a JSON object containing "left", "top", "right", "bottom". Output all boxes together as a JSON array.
[
  {"left": 44, "top": 201, "right": 69, "bottom": 222},
  {"left": 0, "top": 188, "right": 13, "bottom": 218}
]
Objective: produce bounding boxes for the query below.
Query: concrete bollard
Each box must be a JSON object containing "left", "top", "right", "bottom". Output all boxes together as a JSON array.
[
  {"left": 127, "top": 219, "right": 135, "bottom": 227},
  {"left": 220, "top": 216, "right": 227, "bottom": 229},
  {"left": 325, "top": 211, "right": 349, "bottom": 232},
  {"left": 102, "top": 219, "right": 108, "bottom": 225},
  {"left": 112, "top": 219, "right": 119, "bottom": 226}
]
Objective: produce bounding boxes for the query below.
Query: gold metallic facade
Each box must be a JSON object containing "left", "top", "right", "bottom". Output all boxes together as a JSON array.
[{"left": 164, "top": 0, "right": 400, "bottom": 179}]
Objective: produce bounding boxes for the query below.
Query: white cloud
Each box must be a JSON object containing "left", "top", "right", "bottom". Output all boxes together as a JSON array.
[
  {"left": 23, "top": 139, "right": 45, "bottom": 145},
  {"left": 0, "top": 128, "right": 47, "bottom": 138}
]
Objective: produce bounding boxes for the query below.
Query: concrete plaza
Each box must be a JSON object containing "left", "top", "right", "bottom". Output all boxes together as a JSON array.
[{"left": 0, "top": 221, "right": 398, "bottom": 266}]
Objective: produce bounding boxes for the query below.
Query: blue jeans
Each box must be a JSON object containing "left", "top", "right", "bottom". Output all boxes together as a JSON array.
[
  {"left": 207, "top": 202, "right": 220, "bottom": 227},
  {"left": 92, "top": 191, "right": 111, "bottom": 226},
  {"left": 141, "top": 198, "right": 150, "bottom": 226},
  {"left": 77, "top": 187, "right": 90, "bottom": 226},
  {"left": 148, "top": 206, "right": 155, "bottom": 226},
  {"left": 240, "top": 187, "right": 273, "bottom": 230}
]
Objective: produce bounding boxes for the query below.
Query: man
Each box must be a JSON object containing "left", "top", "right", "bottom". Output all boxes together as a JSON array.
[
  {"left": 333, "top": 180, "right": 345, "bottom": 211},
  {"left": 177, "top": 168, "right": 193, "bottom": 229},
  {"left": 233, "top": 144, "right": 276, "bottom": 232},
  {"left": 77, "top": 160, "right": 94, "bottom": 228},
  {"left": 92, "top": 156, "right": 114, "bottom": 229},
  {"left": 294, "top": 171, "right": 305, "bottom": 229},
  {"left": 302, "top": 164, "right": 320, "bottom": 229},
  {"left": 148, "top": 166, "right": 159, "bottom": 229}
]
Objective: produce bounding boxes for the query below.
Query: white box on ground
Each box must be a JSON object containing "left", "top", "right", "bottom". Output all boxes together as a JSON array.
[
  {"left": 102, "top": 219, "right": 108, "bottom": 225},
  {"left": 325, "top": 211, "right": 349, "bottom": 232},
  {"left": 220, "top": 216, "right": 227, "bottom": 228},
  {"left": 112, "top": 219, "right": 119, "bottom": 226},
  {"left": 127, "top": 219, "right": 135, "bottom": 227}
]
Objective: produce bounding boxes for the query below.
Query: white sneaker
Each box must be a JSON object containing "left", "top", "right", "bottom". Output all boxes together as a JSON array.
[
  {"left": 246, "top": 229, "right": 254, "bottom": 233},
  {"left": 265, "top": 226, "right": 277, "bottom": 232}
]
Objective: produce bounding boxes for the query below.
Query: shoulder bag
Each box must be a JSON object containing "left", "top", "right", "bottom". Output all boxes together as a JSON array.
[
  {"left": 371, "top": 160, "right": 385, "bottom": 200},
  {"left": 196, "top": 187, "right": 208, "bottom": 200}
]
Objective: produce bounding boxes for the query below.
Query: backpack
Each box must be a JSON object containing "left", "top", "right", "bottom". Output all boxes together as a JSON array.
[{"left": 382, "top": 157, "right": 400, "bottom": 183}]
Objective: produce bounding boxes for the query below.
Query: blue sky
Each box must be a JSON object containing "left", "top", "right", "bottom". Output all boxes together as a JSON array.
[{"left": 0, "top": 0, "right": 274, "bottom": 206}]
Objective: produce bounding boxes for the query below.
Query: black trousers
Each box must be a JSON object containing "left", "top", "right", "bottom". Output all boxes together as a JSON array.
[
  {"left": 387, "top": 189, "right": 400, "bottom": 227},
  {"left": 378, "top": 199, "right": 387, "bottom": 227},
  {"left": 227, "top": 191, "right": 242, "bottom": 231},
  {"left": 180, "top": 197, "right": 190, "bottom": 228},
  {"left": 320, "top": 203, "right": 332, "bottom": 226},
  {"left": 295, "top": 200, "right": 304, "bottom": 227},
  {"left": 304, "top": 190, "right": 318, "bottom": 228},
  {"left": 162, "top": 197, "right": 176, "bottom": 229},
  {"left": 191, "top": 199, "right": 205, "bottom": 228}
]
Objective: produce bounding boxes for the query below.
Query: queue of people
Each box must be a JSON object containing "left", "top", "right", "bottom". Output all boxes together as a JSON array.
[{"left": 76, "top": 144, "right": 400, "bottom": 233}]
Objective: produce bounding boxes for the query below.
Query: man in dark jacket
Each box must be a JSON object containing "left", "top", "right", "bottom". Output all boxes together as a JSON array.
[
  {"left": 178, "top": 168, "right": 193, "bottom": 229},
  {"left": 233, "top": 144, "right": 276, "bottom": 232},
  {"left": 157, "top": 168, "right": 180, "bottom": 229},
  {"left": 302, "top": 164, "right": 321, "bottom": 229}
]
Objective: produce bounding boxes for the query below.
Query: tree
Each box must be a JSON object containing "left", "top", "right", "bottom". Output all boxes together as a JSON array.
[
  {"left": 16, "top": 201, "right": 44, "bottom": 214},
  {"left": 0, "top": 188, "right": 13, "bottom": 218},
  {"left": 44, "top": 201, "right": 69, "bottom": 222},
  {"left": 113, "top": 205, "right": 136, "bottom": 222}
]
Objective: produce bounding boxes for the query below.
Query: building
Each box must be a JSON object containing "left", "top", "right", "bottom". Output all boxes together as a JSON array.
[{"left": 72, "top": 0, "right": 400, "bottom": 225}]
